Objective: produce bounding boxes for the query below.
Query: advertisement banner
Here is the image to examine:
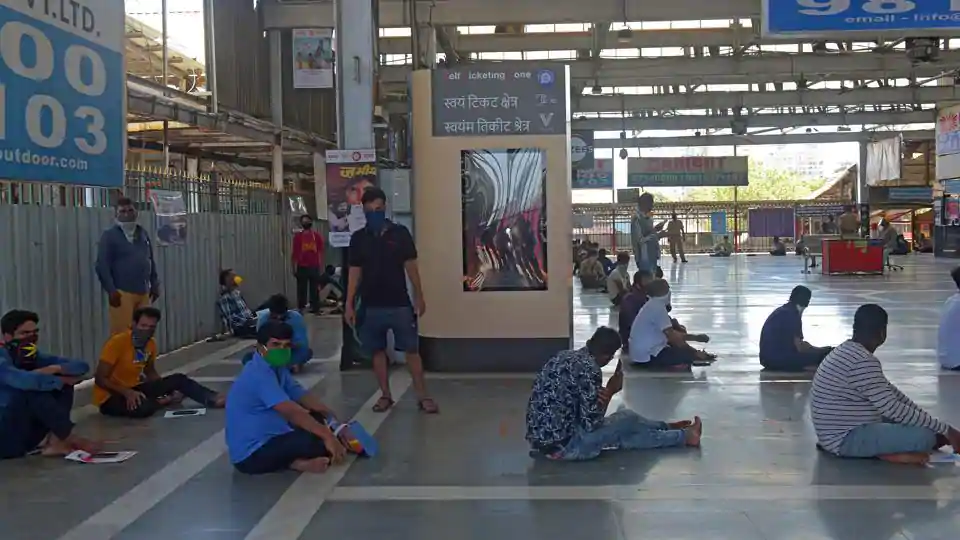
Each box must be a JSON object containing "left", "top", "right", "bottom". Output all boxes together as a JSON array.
[
  {"left": 573, "top": 159, "right": 614, "bottom": 189},
  {"left": 627, "top": 157, "right": 749, "bottom": 187},
  {"left": 292, "top": 28, "right": 334, "bottom": 89},
  {"left": 937, "top": 104, "right": 960, "bottom": 181},
  {"left": 571, "top": 130, "right": 595, "bottom": 171},
  {"left": 763, "top": 0, "right": 960, "bottom": 36},
  {"left": 710, "top": 212, "right": 727, "bottom": 235},
  {"left": 0, "top": 0, "right": 125, "bottom": 186},
  {"left": 325, "top": 149, "right": 377, "bottom": 248},
  {"left": 149, "top": 190, "right": 187, "bottom": 246}
]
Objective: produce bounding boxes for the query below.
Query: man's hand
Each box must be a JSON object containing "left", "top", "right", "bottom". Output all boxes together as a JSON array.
[
  {"left": 35, "top": 365, "right": 63, "bottom": 375},
  {"left": 124, "top": 390, "right": 146, "bottom": 411},
  {"left": 344, "top": 304, "right": 357, "bottom": 326},
  {"left": 946, "top": 427, "right": 960, "bottom": 453},
  {"left": 322, "top": 433, "right": 348, "bottom": 464},
  {"left": 414, "top": 295, "right": 427, "bottom": 317},
  {"left": 149, "top": 287, "right": 160, "bottom": 302},
  {"left": 108, "top": 291, "right": 122, "bottom": 308}
]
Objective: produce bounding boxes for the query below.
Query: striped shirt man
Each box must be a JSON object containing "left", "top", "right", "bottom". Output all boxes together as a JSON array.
[{"left": 810, "top": 340, "right": 949, "bottom": 454}]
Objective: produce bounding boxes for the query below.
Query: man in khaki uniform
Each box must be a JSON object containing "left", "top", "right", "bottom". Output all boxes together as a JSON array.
[
  {"left": 838, "top": 206, "right": 860, "bottom": 239},
  {"left": 666, "top": 214, "right": 687, "bottom": 263}
]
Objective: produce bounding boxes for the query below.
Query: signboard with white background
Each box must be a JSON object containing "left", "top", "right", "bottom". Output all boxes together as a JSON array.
[
  {"left": 763, "top": 0, "right": 960, "bottom": 36},
  {"left": 0, "top": 0, "right": 125, "bottom": 186},
  {"left": 937, "top": 104, "right": 960, "bottom": 182}
]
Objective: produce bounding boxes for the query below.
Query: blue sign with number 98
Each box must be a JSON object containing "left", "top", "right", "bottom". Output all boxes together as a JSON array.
[
  {"left": 0, "top": 0, "right": 124, "bottom": 187},
  {"left": 763, "top": 0, "right": 960, "bottom": 36}
]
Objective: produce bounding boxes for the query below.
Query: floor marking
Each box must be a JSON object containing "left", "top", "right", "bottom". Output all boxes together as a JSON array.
[
  {"left": 325, "top": 484, "right": 960, "bottom": 502},
  {"left": 56, "top": 372, "right": 328, "bottom": 540},
  {"left": 191, "top": 376, "right": 237, "bottom": 383},
  {"left": 243, "top": 371, "right": 413, "bottom": 540}
]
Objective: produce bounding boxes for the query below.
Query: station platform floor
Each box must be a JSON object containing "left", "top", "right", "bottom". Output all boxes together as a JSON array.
[{"left": 3, "top": 254, "right": 960, "bottom": 540}]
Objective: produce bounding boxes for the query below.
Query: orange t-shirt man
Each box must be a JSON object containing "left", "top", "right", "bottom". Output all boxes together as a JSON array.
[{"left": 92, "top": 331, "right": 158, "bottom": 406}]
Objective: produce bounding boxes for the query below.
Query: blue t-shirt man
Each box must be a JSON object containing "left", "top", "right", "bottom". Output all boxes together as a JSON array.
[
  {"left": 225, "top": 352, "right": 307, "bottom": 464},
  {"left": 256, "top": 309, "right": 311, "bottom": 365},
  {"left": 759, "top": 303, "right": 803, "bottom": 368}
]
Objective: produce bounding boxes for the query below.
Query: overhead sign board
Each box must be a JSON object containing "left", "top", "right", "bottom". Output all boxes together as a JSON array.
[
  {"left": 763, "top": 0, "right": 960, "bottom": 36},
  {"left": 0, "top": 0, "right": 125, "bottom": 186},
  {"left": 573, "top": 158, "right": 613, "bottom": 190},
  {"left": 795, "top": 205, "right": 845, "bottom": 217},
  {"left": 627, "top": 157, "right": 749, "bottom": 188},
  {"left": 432, "top": 62, "right": 568, "bottom": 137}
]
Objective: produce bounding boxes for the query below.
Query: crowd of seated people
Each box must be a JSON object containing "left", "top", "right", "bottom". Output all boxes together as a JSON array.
[
  {"left": 710, "top": 236, "right": 733, "bottom": 257},
  {"left": 628, "top": 279, "right": 715, "bottom": 370},
  {"left": 770, "top": 236, "right": 787, "bottom": 256},
  {"left": 525, "top": 326, "right": 702, "bottom": 461},
  {"left": 759, "top": 286, "right": 833, "bottom": 372}
]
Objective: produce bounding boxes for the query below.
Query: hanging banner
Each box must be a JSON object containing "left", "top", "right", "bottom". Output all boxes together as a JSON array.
[
  {"left": 325, "top": 149, "right": 377, "bottom": 248},
  {"left": 292, "top": 28, "right": 334, "bottom": 89},
  {"left": 571, "top": 130, "right": 595, "bottom": 171},
  {"left": 762, "top": 0, "right": 960, "bottom": 37},
  {"left": 149, "top": 190, "right": 187, "bottom": 246},
  {"left": 627, "top": 157, "right": 749, "bottom": 187},
  {"left": 573, "top": 158, "right": 614, "bottom": 189},
  {"left": 710, "top": 212, "right": 727, "bottom": 235},
  {"left": 937, "top": 104, "right": 960, "bottom": 182},
  {"left": 0, "top": 0, "right": 125, "bottom": 186}
]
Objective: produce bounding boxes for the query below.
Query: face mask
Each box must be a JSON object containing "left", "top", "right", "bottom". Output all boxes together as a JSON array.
[
  {"left": 233, "top": 275, "right": 243, "bottom": 286},
  {"left": 131, "top": 328, "right": 155, "bottom": 349},
  {"left": 263, "top": 348, "right": 292, "bottom": 368},
  {"left": 5, "top": 337, "right": 38, "bottom": 369},
  {"left": 301, "top": 222, "right": 313, "bottom": 230},
  {"left": 365, "top": 210, "right": 386, "bottom": 230}
]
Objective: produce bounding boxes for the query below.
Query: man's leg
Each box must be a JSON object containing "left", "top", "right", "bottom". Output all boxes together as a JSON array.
[
  {"left": 677, "top": 240, "right": 687, "bottom": 262},
  {"left": 559, "top": 410, "right": 689, "bottom": 461},
  {"left": 1, "top": 388, "right": 79, "bottom": 457},
  {"left": 648, "top": 345, "right": 696, "bottom": 369},
  {"left": 0, "top": 391, "right": 50, "bottom": 459},
  {"left": 359, "top": 308, "right": 393, "bottom": 411},
  {"left": 763, "top": 350, "right": 828, "bottom": 372},
  {"left": 141, "top": 373, "right": 222, "bottom": 408},
  {"left": 99, "top": 387, "right": 164, "bottom": 419},
  {"left": 307, "top": 267, "right": 322, "bottom": 313},
  {"left": 109, "top": 291, "right": 141, "bottom": 335},
  {"left": 669, "top": 240, "right": 678, "bottom": 262},
  {"left": 234, "top": 428, "right": 330, "bottom": 475},
  {"left": 389, "top": 307, "right": 437, "bottom": 413},
  {"left": 295, "top": 266, "right": 310, "bottom": 311},
  {"left": 837, "top": 422, "right": 938, "bottom": 461}
]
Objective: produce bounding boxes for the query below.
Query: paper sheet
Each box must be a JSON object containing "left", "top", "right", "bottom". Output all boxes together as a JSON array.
[
  {"left": 164, "top": 408, "right": 207, "bottom": 419},
  {"left": 65, "top": 451, "right": 137, "bottom": 464},
  {"left": 928, "top": 448, "right": 960, "bottom": 464}
]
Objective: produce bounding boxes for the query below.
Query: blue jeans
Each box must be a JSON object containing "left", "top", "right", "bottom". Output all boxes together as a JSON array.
[
  {"left": 557, "top": 409, "right": 686, "bottom": 461},
  {"left": 837, "top": 422, "right": 938, "bottom": 458}
]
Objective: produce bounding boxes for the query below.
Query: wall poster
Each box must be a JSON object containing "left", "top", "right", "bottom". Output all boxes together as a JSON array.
[
  {"left": 461, "top": 148, "right": 548, "bottom": 292},
  {"left": 325, "top": 149, "right": 377, "bottom": 248},
  {"left": 292, "top": 28, "right": 334, "bottom": 89}
]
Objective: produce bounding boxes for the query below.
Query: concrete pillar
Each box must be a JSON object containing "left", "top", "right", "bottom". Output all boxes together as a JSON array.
[
  {"left": 335, "top": 0, "right": 376, "bottom": 149},
  {"left": 269, "top": 29, "right": 284, "bottom": 191},
  {"left": 857, "top": 140, "right": 869, "bottom": 205},
  {"left": 313, "top": 152, "right": 327, "bottom": 220},
  {"left": 417, "top": 24, "right": 437, "bottom": 67}
]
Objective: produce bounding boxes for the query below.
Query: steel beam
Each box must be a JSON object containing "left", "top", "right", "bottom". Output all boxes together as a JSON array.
[
  {"left": 573, "top": 110, "right": 934, "bottom": 131},
  {"left": 579, "top": 86, "right": 960, "bottom": 112},
  {"left": 261, "top": 0, "right": 760, "bottom": 29},
  {"left": 592, "top": 130, "right": 932, "bottom": 148}
]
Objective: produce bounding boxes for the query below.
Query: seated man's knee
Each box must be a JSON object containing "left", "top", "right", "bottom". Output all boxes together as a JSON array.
[{"left": 163, "top": 373, "right": 190, "bottom": 385}]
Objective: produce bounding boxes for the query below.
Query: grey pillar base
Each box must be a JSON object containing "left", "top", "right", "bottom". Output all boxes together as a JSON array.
[{"left": 420, "top": 336, "right": 571, "bottom": 372}]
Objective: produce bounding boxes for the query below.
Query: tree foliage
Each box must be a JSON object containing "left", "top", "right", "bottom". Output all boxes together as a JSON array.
[{"left": 683, "top": 159, "right": 828, "bottom": 202}]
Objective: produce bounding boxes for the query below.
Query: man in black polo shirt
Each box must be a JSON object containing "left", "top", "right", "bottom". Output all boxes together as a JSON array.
[{"left": 344, "top": 188, "right": 438, "bottom": 414}]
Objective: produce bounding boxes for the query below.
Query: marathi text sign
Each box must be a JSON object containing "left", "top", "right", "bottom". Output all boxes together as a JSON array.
[
  {"left": 432, "top": 62, "right": 567, "bottom": 137},
  {"left": 572, "top": 158, "right": 613, "bottom": 190},
  {"left": 325, "top": 149, "right": 377, "bottom": 248},
  {"left": 0, "top": 0, "right": 125, "bottom": 186},
  {"left": 763, "top": 0, "right": 960, "bottom": 36},
  {"left": 627, "top": 157, "right": 749, "bottom": 188}
]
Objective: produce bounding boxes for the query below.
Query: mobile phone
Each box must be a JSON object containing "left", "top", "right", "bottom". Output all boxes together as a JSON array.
[
  {"left": 170, "top": 410, "right": 200, "bottom": 417},
  {"left": 91, "top": 452, "right": 121, "bottom": 459}
]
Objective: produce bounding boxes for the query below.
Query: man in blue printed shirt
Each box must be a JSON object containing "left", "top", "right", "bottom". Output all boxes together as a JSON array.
[
  {"left": 256, "top": 294, "right": 312, "bottom": 372},
  {"left": 525, "top": 327, "right": 702, "bottom": 461},
  {"left": 217, "top": 268, "right": 258, "bottom": 338},
  {"left": 0, "top": 310, "right": 100, "bottom": 459}
]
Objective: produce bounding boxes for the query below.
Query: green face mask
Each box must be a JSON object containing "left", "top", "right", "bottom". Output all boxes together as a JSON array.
[{"left": 262, "top": 348, "right": 292, "bottom": 367}]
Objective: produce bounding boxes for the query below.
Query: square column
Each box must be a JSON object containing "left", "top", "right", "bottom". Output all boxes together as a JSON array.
[{"left": 335, "top": 0, "right": 376, "bottom": 149}]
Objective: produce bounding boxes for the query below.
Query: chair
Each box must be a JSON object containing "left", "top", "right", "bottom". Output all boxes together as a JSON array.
[{"left": 883, "top": 249, "right": 903, "bottom": 272}]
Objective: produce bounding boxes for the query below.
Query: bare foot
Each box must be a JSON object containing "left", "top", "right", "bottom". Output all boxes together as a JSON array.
[
  {"left": 290, "top": 364, "right": 303, "bottom": 374},
  {"left": 41, "top": 438, "right": 73, "bottom": 457},
  {"left": 684, "top": 416, "right": 703, "bottom": 447},
  {"left": 156, "top": 395, "right": 175, "bottom": 407},
  {"left": 69, "top": 436, "right": 103, "bottom": 454},
  {"left": 669, "top": 420, "right": 693, "bottom": 429},
  {"left": 290, "top": 456, "right": 330, "bottom": 473},
  {"left": 211, "top": 394, "right": 227, "bottom": 408},
  {"left": 879, "top": 452, "right": 930, "bottom": 465}
]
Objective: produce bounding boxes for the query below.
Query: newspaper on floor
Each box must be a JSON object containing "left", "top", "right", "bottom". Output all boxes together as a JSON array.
[{"left": 65, "top": 451, "right": 137, "bottom": 464}]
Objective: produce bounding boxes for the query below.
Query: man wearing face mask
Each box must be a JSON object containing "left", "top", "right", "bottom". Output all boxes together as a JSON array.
[
  {"left": 526, "top": 327, "right": 702, "bottom": 461},
  {"left": 217, "top": 268, "right": 258, "bottom": 338},
  {"left": 256, "top": 294, "right": 312, "bottom": 372},
  {"left": 0, "top": 310, "right": 100, "bottom": 458},
  {"left": 629, "top": 279, "right": 715, "bottom": 369},
  {"left": 345, "top": 187, "right": 437, "bottom": 414},
  {"left": 227, "top": 321, "right": 347, "bottom": 474},
  {"left": 94, "top": 307, "right": 226, "bottom": 418},
  {"left": 96, "top": 197, "right": 160, "bottom": 336},
  {"left": 292, "top": 214, "right": 325, "bottom": 314},
  {"left": 759, "top": 286, "right": 833, "bottom": 372}
]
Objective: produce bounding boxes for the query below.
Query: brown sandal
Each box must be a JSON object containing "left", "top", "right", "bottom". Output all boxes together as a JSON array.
[
  {"left": 372, "top": 396, "right": 394, "bottom": 413},
  {"left": 418, "top": 397, "right": 439, "bottom": 414}
]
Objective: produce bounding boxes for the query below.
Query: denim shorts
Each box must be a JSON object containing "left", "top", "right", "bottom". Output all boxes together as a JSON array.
[{"left": 359, "top": 306, "right": 419, "bottom": 355}]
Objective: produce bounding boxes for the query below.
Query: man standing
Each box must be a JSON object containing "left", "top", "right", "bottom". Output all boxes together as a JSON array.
[
  {"left": 292, "top": 215, "right": 325, "bottom": 314},
  {"left": 758, "top": 286, "right": 832, "bottom": 372},
  {"left": 96, "top": 197, "right": 159, "bottom": 335},
  {"left": 838, "top": 206, "right": 860, "bottom": 239},
  {"left": 666, "top": 213, "right": 687, "bottom": 263},
  {"left": 0, "top": 310, "right": 100, "bottom": 458},
  {"left": 630, "top": 193, "right": 666, "bottom": 272},
  {"left": 344, "top": 187, "right": 438, "bottom": 414}
]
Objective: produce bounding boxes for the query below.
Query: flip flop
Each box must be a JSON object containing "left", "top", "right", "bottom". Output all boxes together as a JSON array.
[{"left": 372, "top": 396, "right": 394, "bottom": 413}]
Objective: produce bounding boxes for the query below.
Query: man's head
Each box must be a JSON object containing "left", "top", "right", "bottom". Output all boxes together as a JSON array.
[
  {"left": 300, "top": 214, "right": 314, "bottom": 230},
  {"left": 671, "top": 213, "right": 678, "bottom": 220},
  {"left": 132, "top": 306, "right": 161, "bottom": 347},
  {"left": 952, "top": 266, "right": 960, "bottom": 291},
  {"left": 723, "top": 235, "right": 730, "bottom": 242},
  {"left": 219, "top": 268, "right": 242, "bottom": 289},
  {"left": 598, "top": 248, "right": 608, "bottom": 258},
  {"left": 788, "top": 285, "right": 812, "bottom": 312},
  {"left": 852, "top": 304, "right": 888, "bottom": 352},
  {"left": 633, "top": 269, "right": 653, "bottom": 288},
  {"left": 646, "top": 278, "right": 670, "bottom": 300},
  {"left": 773, "top": 236, "right": 781, "bottom": 243},
  {"left": 637, "top": 192, "right": 654, "bottom": 213},
  {"left": 115, "top": 197, "right": 137, "bottom": 224},
  {"left": 256, "top": 320, "right": 294, "bottom": 367},
  {"left": 585, "top": 326, "right": 622, "bottom": 367},
  {"left": 616, "top": 251, "right": 630, "bottom": 268},
  {"left": 1, "top": 309, "right": 39, "bottom": 344},
  {"left": 265, "top": 294, "right": 291, "bottom": 320},
  {"left": 827, "top": 215, "right": 835, "bottom": 222},
  {"left": 361, "top": 187, "right": 388, "bottom": 230}
]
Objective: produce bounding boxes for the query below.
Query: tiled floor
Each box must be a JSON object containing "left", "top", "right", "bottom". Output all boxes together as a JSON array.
[{"left": 4, "top": 254, "right": 960, "bottom": 540}]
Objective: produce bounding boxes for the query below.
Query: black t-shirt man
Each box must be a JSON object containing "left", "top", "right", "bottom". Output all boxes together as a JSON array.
[{"left": 347, "top": 220, "right": 417, "bottom": 307}]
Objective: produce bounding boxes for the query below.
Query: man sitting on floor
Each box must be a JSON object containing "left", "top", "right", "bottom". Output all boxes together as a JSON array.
[
  {"left": 770, "top": 236, "right": 787, "bottom": 256},
  {"left": 525, "top": 326, "right": 702, "bottom": 461},
  {"left": 257, "top": 294, "right": 312, "bottom": 373},
  {"left": 938, "top": 267, "right": 960, "bottom": 371},
  {"left": 629, "top": 279, "right": 715, "bottom": 369},
  {"left": 811, "top": 304, "right": 960, "bottom": 465},
  {"left": 94, "top": 307, "right": 226, "bottom": 418},
  {"left": 227, "top": 321, "right": 347, "bottom": 474},
  {"left": 0, "top": 310, "right": 99, "bottom": 459},
  {"left": 710, "top": 236, "right": 733, "bottom": 257},
  {"left": 578, "top": 249, "right": 606, "bottom": 289},
  {"left": 759, "top": 286, "right": 833, "bottom": 372},
  {"left": 618, "top": 269, "right": 653, "bottom": 351},
  {"left": 217, "top": 268, "right": 258, "bottom": 338},
  {"left": 606, "top": 252, "right": 632, "bottom": 307}
]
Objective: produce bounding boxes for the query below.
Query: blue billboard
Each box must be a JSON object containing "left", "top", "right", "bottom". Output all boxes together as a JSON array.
[
  {"left": 0, "top": 0, "right": 125, "bottom": 187},
  {"left": 763, "top": 0, "right": 960, "bottom": 36}
]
